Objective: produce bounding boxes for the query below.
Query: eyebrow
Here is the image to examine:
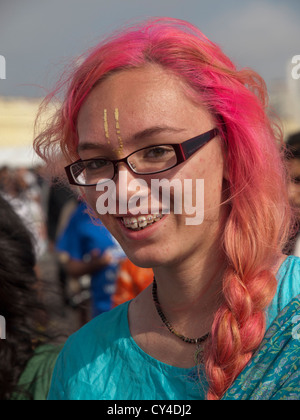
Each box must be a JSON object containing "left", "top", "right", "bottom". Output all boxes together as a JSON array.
[
  {"left": 77, "top": 126, "right": 186, "bottom": 153},
  {"left": 132, "top": 126, "right": 186, "bottom": 142}
]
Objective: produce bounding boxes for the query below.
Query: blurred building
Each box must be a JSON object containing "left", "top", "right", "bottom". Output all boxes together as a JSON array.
[{"left": 0, "top": 96, "right": 46, "bottom": 167}]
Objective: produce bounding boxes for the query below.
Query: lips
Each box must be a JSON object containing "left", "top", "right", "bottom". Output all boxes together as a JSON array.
[{"left": 121, "top": 214, "right": 163, "bottom": 231}]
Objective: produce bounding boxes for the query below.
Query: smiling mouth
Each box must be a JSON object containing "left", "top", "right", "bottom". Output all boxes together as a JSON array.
[{"left": 120, "top": 214, "right": 163, "bottom": 231}]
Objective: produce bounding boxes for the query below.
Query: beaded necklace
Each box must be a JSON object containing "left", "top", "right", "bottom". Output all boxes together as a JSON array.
[{"left": 152, "top": 278, "right": 209, "bottom": 362}]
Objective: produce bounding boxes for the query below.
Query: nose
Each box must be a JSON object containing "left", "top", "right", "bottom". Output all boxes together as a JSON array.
[
  {"left": 113, "top": 161, "right": 136, "bottom": 183},
  {"left": 114, "top": 163, "right": 150, "bottom": 216}
]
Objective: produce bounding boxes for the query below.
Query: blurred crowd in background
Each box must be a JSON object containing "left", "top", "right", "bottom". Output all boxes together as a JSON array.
[
  {"left": 0, "top": 164, "right": 153, "bottom": 336},
  {"left": 0, "top": 166, "right": 48, "bottom": 258}
]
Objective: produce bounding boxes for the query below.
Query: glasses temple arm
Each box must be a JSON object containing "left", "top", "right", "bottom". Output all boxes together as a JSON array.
[{"left": 180, "top": 128, "right": 219, "bottom": 160}]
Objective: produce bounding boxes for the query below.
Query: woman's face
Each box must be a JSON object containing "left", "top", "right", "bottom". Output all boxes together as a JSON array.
[{"left": 77, "top": 65, "right": 227, "bottom": 268}]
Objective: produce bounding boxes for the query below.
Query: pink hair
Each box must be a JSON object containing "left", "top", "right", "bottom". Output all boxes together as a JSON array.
[{"left": 34, "top": 18, "right": 292, "bottom": 399}]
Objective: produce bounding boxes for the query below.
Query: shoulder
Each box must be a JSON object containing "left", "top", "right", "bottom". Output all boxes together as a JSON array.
[
  {"left": 276, "top": 255, "right": 300, "bottom": 303},
  {"left": 47, "top": 302, "right": 131, "bottom": 400},
  {"left": 65, "top": 302, "right": 129, "bottom": 353},
  {"left": 55, "top": 303, "right": 129, "bottom": 367}
]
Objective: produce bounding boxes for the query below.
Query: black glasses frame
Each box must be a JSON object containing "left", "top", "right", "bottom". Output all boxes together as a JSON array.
[{"left": 65, "top": 127, "right": 219, "bottom": 186}]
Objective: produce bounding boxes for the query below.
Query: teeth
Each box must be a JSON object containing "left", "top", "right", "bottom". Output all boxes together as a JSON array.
[
  {"left": 146, "top": 215, "right": 154, "bottom": 224},
  {"left": 122, "top": 214, "right": 162, "bottom": 230},
  {"left": 137, "top": 216, "right": 147, "bottom": 228}
]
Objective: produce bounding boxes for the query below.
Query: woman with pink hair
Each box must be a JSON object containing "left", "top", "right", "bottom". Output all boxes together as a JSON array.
[{"left": 34, "top": 18, "right": 300, "bottom": 400}]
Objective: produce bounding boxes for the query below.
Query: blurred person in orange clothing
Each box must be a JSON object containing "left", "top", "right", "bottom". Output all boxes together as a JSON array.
[{"left": 112, "top": 259, "right": 153, "bottom": 307}]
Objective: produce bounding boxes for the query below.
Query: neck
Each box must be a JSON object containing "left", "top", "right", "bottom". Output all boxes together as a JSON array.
[{"left": 151, "top": 243, "right": 225, "bottom": 333}]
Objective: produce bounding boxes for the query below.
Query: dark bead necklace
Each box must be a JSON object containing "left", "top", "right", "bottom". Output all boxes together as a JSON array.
[{"left": 152, "top": 278, "right": 209, "bottom": 352}]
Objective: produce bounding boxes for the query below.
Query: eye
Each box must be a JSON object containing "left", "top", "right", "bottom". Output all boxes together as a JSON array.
[
  {"left": 143, "top": 146, "right": 174, "bottom": 159},
  {"left": 85, "top": 159, "right": 109, "bottom": 170}
]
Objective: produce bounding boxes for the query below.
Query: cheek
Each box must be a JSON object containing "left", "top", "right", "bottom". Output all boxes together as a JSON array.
[
  {"left": 184, "top": 157, "right": 224, "bottom": 204},
  {"left": 81, "top": 188, "right": 110, "bottom": 226}
]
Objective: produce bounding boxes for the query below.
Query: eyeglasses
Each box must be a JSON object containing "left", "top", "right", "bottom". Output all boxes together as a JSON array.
[{"left": 65, "top": 128, "right": 219, "bottom": 187}]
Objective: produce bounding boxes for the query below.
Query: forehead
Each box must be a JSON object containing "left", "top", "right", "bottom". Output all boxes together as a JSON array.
[
  {"left": 77, "top": 65, "right": 214, "bottom": 146},
  {"left": 83, "top": 65, "right": 190, "bottom": 105}
]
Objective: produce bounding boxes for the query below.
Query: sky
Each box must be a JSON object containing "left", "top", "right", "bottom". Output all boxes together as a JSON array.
[{"left": 0, "top": 0, "right": 299, "bottom": 97}]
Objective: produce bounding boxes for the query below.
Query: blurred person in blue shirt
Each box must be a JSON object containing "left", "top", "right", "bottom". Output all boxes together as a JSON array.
[{"left": 56, "top": 201, "right": 126, "bottom": 317}]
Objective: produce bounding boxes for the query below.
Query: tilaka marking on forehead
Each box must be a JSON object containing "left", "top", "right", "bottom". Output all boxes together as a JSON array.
[
  {"left": 113, "top": 108, "right": 124, "bottom": 155},
  {"left": 103, "top": 109, "right": 110, "bottom": 144}
]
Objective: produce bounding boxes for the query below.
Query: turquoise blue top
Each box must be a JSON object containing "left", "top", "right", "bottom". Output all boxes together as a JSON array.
[{"left": 48, "top": 256, "right": 300, "bottom": 400}]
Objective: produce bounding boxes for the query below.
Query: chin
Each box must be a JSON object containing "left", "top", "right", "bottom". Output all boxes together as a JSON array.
[{"left": 122, "top": 245, "right": 167, "bottom": 269}]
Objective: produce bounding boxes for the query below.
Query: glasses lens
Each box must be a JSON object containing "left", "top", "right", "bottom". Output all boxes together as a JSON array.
[
  {"left": 129, "top": 145, "right": 177, "bottom": 174},
  {"left": 71, "top": 159, "right": 114, "bottom": 185}
]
